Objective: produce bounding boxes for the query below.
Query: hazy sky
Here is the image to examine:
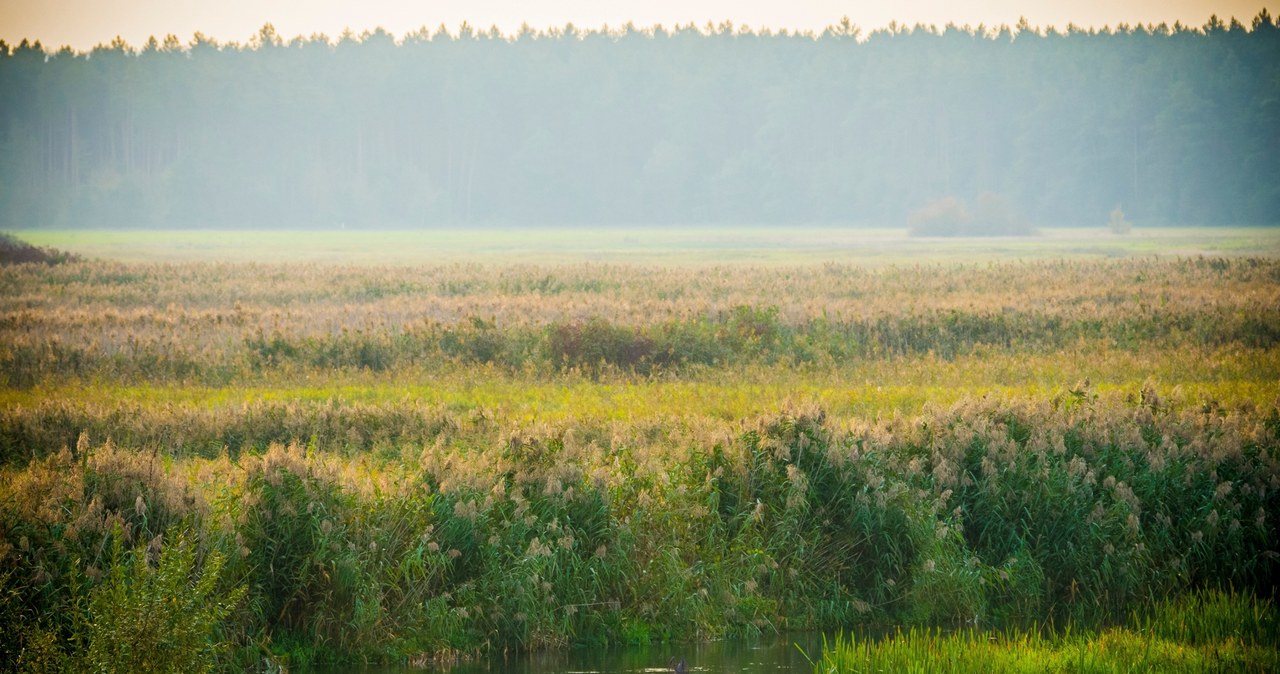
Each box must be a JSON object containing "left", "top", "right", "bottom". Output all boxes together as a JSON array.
[{"left": 1, "top": 0, "right": 1269, "bottom": 50}]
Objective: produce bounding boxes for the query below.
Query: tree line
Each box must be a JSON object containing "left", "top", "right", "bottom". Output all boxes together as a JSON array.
[{"left": 1, "top": 11, "right": 1277, "bottom": 228}]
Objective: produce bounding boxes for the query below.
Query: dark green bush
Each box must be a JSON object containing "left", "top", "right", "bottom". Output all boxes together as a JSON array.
[
  {"left": 0, "top": 233, "right": 81, "bottom": 265},
  {"left": 546, "top": 318, "right": 655, "bottom": 373}
]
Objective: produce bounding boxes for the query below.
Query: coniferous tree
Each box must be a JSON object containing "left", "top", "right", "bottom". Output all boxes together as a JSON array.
[{"left": 0, "top": 13, "right": 1277, "bottom": 228}]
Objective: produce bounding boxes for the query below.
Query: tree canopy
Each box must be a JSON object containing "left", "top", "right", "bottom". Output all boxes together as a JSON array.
[{"left": 1, "top": 12, "right": 1277, "bottom": 228}]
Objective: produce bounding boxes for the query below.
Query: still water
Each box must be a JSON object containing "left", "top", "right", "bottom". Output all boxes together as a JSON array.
[{"left": 328, "top": 633, "right": 832, "bottom": 674}]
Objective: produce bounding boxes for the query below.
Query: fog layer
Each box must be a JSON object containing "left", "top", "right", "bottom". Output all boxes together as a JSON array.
[{"left": 2, "top": 14, "right": 1277, "bottom": 228}]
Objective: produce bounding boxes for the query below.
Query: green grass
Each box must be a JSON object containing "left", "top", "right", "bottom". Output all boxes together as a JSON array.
[
  {"left": 12, "top": 226, "right": 1280, "bottom": 265},
  {"left": 817, "top": 590, "right": 1279, "bottom": 673}
]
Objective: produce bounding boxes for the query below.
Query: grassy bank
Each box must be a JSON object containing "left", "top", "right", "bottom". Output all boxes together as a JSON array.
[{"left": 817, "top": 590, "right": 1279, "bottom": 672}]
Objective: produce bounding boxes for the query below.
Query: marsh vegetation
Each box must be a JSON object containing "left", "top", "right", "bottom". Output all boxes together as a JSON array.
[
  {"left": 0, "top": 236, "right": 1276, "bottom": 671},
  {"left": 4, "top": 8, "right": 1278, "bottom": 671}
]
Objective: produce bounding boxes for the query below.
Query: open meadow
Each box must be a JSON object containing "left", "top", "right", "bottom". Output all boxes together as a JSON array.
[
  {"left": 1, "top": 228, "right": 1278, "bottom": 671},
  {"left": 13, "top": 225, "right": 1280, "bottom": 265}
]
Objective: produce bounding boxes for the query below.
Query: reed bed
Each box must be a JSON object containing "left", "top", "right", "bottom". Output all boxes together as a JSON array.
[
  {"left": 0, "top": 255, "right": 1277, "bottom": 670},
  {"left": 1, "top": 348, "right": 1276, "bottom": 466},
  {"left": 2, "top": 394, "right": 1276, "bottom": 669},
  {"left": 2, "top": 257, "right": 1277, "bottom": 387}
]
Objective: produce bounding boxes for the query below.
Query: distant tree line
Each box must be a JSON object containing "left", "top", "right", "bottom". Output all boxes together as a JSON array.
[{"left": 1, "top": 11, "right": 1277, "bottom": 228}]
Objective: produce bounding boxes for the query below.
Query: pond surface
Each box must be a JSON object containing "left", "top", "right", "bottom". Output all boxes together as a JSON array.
[{"left": 326, "top": 632, "right": 833, "bottom": 674}]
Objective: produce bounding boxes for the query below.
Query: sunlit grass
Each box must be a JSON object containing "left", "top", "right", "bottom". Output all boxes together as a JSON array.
[{"left": 3, "top": 344, "right": 1274, "bottom": 428}]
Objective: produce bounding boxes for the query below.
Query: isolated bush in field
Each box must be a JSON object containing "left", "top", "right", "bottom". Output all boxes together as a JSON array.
[
  {"left": 438, "top": 316, "right": 511, "bottom": 365},
  {"left": 1109, "top": 206, "right": 1132, "bottom": 234},
  {"left": 546, "top": 318, "right": 654, "bottom": 373},
  {"left": 908, "top": 193, "right": 1035, "bottom": 236},
  {"left": 724, "top": 305, "right": 785, "bottom": 355},
  {"left": 311, "top": 330, "right": 396, "bottom": 372},
  {"left": 83, "top": 525, "right": 243, "bottom": 674},
  {"left": 648, "top": 318, "right": 729, "bottom": 366},
  {"left": 907, "top": 197, "right": 968, "bottom": 236}
]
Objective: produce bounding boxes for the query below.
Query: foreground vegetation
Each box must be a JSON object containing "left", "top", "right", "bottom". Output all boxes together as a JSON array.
[
  {"left": 5, "top": 392, "right": 1277, "bottom": 670},
  {"left": 1, "top": 248, "right": 1277, "bottom": 671}
]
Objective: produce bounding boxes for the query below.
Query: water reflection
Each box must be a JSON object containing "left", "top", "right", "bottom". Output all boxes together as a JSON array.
[{"left": 328, "top": 632, "right": 831, "bottom": 674}]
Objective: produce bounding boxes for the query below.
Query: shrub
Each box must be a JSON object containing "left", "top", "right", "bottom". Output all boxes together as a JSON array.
[
  {"left": 908, "top": 193, "right": 1035, "bottom": 237},
  {"left": 438, "top": 316, "right": 527, "bottom": 367},
  {"left": 546, "top": 318, "right": 654, "bottom": 373},
  {"left": 1109, "top": 206, "right": 1132, "bottom": 234},
  {"left": 82, "top": 525, "right": 243, "bottom": 674},
  {"left": 236, "top": 443, "right": 367, "bottom": 653},
  {"left": 0, "top": 232, "right": 81, "bottom": 265}
]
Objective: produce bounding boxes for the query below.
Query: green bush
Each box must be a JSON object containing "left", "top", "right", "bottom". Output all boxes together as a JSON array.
[{"left": 82, "top": 526, "right": 243, "bottom": 674}]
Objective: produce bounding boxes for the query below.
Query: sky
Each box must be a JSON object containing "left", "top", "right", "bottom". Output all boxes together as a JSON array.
[{"left": 0, "top": 0, "right": 1270, "bottom": 51}]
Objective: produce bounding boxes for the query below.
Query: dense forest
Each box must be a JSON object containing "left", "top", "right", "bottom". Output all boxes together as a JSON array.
[{"left": 1, "top": 11, "right": 1278, "bottom": 229}]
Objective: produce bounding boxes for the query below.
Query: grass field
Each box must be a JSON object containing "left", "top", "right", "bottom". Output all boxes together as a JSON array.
[
  {"left": 1, "top": 228, "right": 1277, "bottom": 672},
  {"left": 12, "top": 225, "right": 1280, "bottom": 264}
]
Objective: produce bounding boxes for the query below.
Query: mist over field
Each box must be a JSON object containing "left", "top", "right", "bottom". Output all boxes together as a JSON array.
[{"left": 2, "top": 12, "right": 1279, "bottom": 230}]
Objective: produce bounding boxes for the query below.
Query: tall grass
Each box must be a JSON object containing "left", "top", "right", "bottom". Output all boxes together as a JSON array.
[
  {"left": 1, "top": 255, "right": 1277, "bottom": 669},
  {"left": 2, "top": 258, "right": 1277, "bottom": 386},
  {"left": 2, "top": 393, "right": 1275, "bottom": 668}
]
